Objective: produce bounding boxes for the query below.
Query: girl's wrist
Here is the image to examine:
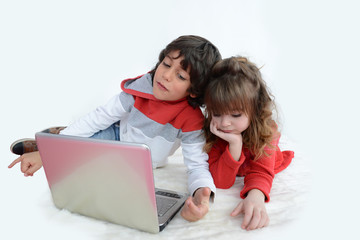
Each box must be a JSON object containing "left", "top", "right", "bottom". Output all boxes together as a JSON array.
[
  {"left": 228, "top": 142, "right": 242, "bottom": 161},
  {"left": 247, "top": 189, "right": 265, "bottom": 200}
]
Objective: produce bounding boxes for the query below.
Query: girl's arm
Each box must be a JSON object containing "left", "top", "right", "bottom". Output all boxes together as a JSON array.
[
  {"left": 240, "top": 137, "right": 280, "bottom": 202},
  {"left": 208, "top": 119, "right": 246, "bottom": 189},
  {"left": 208, "top": 141, "right": 245, "bottom": 189}
]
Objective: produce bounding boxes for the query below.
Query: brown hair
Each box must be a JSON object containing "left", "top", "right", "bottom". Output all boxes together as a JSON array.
[
  {"left": 150, "top": 35, "right": 221, "bottom": 108},
  {"left": 203, "top": 56, "right": 278, "bottom": 159}
]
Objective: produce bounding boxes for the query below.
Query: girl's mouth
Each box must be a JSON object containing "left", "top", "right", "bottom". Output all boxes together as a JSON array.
[{"left": 219, "top": 129, "right": 232, "bottom": 133}]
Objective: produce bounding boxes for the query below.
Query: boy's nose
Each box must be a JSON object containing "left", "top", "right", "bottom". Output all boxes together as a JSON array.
[{"left": 163, "top": 70, "right": 172, "bottom": 82}]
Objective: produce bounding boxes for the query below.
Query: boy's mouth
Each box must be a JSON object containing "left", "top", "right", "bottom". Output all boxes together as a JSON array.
[{"left": 157, "top": 81, "right": 168, "bottom": 91}]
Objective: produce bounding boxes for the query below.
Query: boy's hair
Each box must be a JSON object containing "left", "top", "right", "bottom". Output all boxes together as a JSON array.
[
  {"left": 203, "top": 56, "right": 277, "bottom": 160},
  {"left": 150, "top": 35, "right": 221, "bottom": 108}
]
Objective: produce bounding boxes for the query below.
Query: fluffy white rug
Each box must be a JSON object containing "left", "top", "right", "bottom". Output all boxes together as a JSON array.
[{"left": 32, "top": 136, "right": 310, "bottom": 240}]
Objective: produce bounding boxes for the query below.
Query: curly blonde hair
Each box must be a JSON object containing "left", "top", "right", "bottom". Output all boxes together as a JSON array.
[{"left": 203, "top": 56, "right": 278, "bottom": 160}]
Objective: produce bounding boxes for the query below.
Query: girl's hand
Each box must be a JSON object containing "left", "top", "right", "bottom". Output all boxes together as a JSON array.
[
  {"left": 210, "top": 119, "right": 243, "bottom": 161},
  {"left": 231, "top": 189, "right": 269, "bottom": 231},
  {"left": 8, "top": 151, "right": 43, "bottom": 176},
  {"left": 210, "top": 119, "right": 242, "bottom": 145}
]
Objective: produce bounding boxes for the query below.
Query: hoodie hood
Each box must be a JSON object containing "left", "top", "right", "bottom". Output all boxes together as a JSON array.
[
  {"left": 121, "top": 73, "right": 187, "bottom": 104},
  {"left": 121, "top": 73, "right": 156, "bottom": 100}
]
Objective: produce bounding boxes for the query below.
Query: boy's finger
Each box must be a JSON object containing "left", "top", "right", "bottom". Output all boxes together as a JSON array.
[
  {"left": 24, "top": 164, "right": 40, "bottom": 176},
  {"left": 8, "top": 157, "right": 22, "bottom": 168},
  {"left": 181, "top": 198, "right": 199, "bottom": 221},
  {"left": 20, "top": 160, "right": 32, "bottom": 173}
]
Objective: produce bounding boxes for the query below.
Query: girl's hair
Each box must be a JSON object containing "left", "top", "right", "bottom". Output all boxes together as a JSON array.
[
  {"left": 203, "top": 56, "right": 278, "bottom": 160},
  {"left": 150, "top": 35, "right": 221, "bottom": 108}
]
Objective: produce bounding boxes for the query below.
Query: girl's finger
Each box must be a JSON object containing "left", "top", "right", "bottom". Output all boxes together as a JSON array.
[
  {"left": 247, "top": 208, "right": 261, "bottom": 230},
  {"left": 230, "top": 201, "right": 243, "bottom": 217},
  {"left": 241, "top": 205, "right": 253, "bottom": 229},
  {"left": 258, "top": 211, "right": 269, "bottom": 228}
]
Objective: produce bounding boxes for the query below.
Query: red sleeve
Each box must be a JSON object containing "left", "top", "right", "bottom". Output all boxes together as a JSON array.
[
  {"left": 240, "top": 137, "right": 280, "bottom": 202},
  {"left": 208, "top": 141, "right": 246, "bottom": 189}
]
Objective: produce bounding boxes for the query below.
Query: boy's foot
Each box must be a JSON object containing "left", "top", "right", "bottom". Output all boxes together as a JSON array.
[
  {"left": 10, "top": 126, "right": 66, "bottom": 155},
  {"left": 41, "top": 126, "right": 66, "bottom": 134},
  {"left": 10, "top": 138, "right": 38, "bottom": 155}
]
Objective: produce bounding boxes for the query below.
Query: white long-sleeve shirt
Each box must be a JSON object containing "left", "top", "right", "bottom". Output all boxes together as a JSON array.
[{"left": 60, "top": 73, "right": 216, "bottom": 196}]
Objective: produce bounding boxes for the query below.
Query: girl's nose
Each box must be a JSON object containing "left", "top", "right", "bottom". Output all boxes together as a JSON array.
[{"left": 220, "top": 116, "right": 231, "bottom": 127}]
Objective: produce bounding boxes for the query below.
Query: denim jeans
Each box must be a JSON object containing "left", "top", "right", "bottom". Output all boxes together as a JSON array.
[{"left": 90, "top": 121, "right": 120, "bottom": 141}]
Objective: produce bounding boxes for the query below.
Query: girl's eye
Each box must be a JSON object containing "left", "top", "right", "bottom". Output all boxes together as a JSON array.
[
  {"left": 212, "top": 113, "right": 221, "bottom": 117},
  {"left": 232, "top": 114, "right": 242, "bottom": 118}
]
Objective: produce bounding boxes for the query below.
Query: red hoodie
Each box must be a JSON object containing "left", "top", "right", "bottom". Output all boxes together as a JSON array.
[{"left": 208, "top": 135, "right": 294, "bottom": 202}]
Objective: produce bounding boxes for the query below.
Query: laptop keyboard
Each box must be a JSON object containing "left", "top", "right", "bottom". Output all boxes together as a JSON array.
[
  {"left": 155, "top": 190, "right": 182, "bottom": 199},
  {"left": 155, "top": 191, "right": 181, "bottom": 217}
]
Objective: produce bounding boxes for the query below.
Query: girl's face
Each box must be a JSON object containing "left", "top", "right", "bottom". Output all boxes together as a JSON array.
[
  {"left": 211, "top": 111, "right": 250, "bottom": 135},
  {"left": 153, "top": 50, "right": 192, "bottom": 101}
]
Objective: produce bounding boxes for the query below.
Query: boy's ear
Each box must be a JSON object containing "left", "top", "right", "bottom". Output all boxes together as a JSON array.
[{"left": 190, "top": 93, "right": 196, "bottom": 98}]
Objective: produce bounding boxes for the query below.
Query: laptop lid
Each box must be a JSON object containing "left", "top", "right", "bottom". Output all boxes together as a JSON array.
[{"left": 35, "top": 132, "right": 187, "bottom": 233}]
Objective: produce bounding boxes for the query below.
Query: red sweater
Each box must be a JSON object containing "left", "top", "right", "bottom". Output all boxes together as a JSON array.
[{"left": 208, "top": 136, "right": 294, "bottom": 202}]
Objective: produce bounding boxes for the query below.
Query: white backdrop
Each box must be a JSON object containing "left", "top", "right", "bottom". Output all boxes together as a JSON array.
[{"left": 1, "top": 0, "right": 359, "bottom": 239}]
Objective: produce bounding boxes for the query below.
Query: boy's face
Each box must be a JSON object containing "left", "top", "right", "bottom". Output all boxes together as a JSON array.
[{"left": 153, "top": 50, "right": 192, "bottom": 101}]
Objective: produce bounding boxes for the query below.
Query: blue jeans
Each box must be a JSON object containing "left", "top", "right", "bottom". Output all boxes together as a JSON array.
[{"left": 90, "top": 122, "right": 120, "bottom": 141}]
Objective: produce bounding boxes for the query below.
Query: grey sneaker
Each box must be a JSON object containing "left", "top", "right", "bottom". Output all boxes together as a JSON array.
[{"left": 10, "top": 126, "right": 66, "bottom": 155}]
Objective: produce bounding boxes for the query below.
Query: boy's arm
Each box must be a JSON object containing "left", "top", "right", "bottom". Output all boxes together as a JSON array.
[
  {"left": 180, "top": 137, "right": 215, "bottom": 222},
  {"left": 181, "top": 140, "right": 216, "bottom": 197},
  {"left": 61, "top": 92, "right": 133, "bottom": 137}
]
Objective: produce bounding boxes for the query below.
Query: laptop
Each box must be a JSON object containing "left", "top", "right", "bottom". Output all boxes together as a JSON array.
[{"left": 35, "top": 132, "right": 189, "bottom": 233}]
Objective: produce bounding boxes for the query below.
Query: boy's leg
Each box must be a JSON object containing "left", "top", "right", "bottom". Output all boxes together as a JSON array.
[
  {"left": 10, "top": 126, "right": 66, "bottom": 155},
  {"left": 10, "top": 122, "right": 120, "bottom": 155},
  {"left": 89, "top": 122, "right": 120, "bottom": 141}
]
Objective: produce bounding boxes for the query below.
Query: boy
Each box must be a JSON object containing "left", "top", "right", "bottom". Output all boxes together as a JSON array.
[{"left": 8, "top": 35, "right": 222, "bottom": 222}]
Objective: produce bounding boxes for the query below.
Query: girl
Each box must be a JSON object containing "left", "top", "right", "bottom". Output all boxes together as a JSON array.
[{"left": 203, "top": 56, "right": 294, "bottom": 230}]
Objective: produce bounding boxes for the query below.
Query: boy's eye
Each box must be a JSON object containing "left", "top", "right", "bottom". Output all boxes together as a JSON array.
[
  {"left": 178, "top": 73, "right": 186, "bottom": 80},
  {"left": 162, "top": 61, "right": 170, "bottom": 67}
]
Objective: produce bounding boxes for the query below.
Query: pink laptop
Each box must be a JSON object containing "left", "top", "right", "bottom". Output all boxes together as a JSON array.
[{"left": 35, "top": 132, "right": 188, "bottom": 233}]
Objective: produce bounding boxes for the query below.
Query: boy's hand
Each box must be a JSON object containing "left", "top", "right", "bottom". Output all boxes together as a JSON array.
[
  {"left": 231, "top": 189, "right": 269, "bottom": 230},
  {"left": 8, "top": 151, "right": 43, "bottom": 177},
  {"left": 180, "top": 187, "right": 211, "bottom": 222}
]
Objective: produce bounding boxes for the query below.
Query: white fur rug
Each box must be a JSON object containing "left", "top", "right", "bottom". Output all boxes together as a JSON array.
[{"left": 27, "top": 136, "right": 310, "bottom": 240}]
